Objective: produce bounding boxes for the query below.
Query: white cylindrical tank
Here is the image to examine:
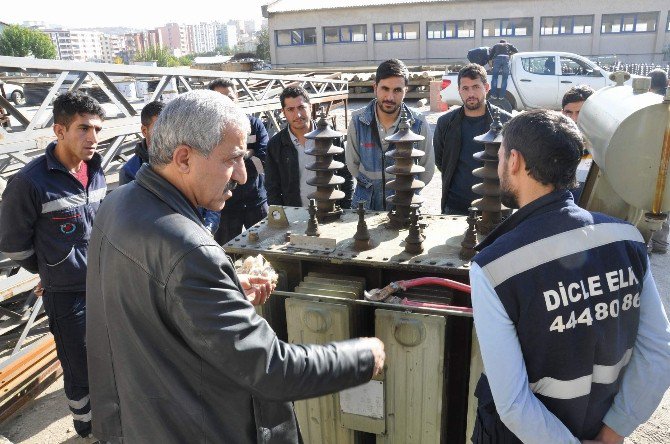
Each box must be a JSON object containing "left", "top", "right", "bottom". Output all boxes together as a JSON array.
[{"left": 579, "top": 83, "right": 669, "bottom": 213}]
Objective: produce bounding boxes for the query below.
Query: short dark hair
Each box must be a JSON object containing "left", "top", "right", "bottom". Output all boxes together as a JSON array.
[
  {"left": 53, "top": 92, "right": 105, "bottom": 128},
  {"left": 499, "top": 39, "right": 506, "bottom": 43},
  {"left": 375, "top": 59, "right": 409, "bottom": 85},
  {"left": 208, "top": 78, "right": 236, "bottom": 91},
  {"left": 458, "top": 63, "right": 488, "bottom": 87},
  {"left": 501, "top": 110, "right": 584, "bottom": 190},
  {"left": 280, "top": 86, "right": 310, "bottom": 108},
  {"left": 649, "top": 68, "right": 668, "bottom": 95},
  {"left": 140, "top": 101, "right": 165, "bottom": 127},
  {"left": 561, "top": 85, "right": 595, "bottom": 109}
]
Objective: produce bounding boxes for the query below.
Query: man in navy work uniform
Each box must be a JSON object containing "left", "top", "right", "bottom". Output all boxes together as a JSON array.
[
  {"left": 0, "top": 92, "right": 107, "bottom": 439},
  {"left": 345, "top": 59, "right": 434, "bottom": 210},
  {"left": 470, "top": 110, "right": 670, "bottom": 443},
  {"left": 208, "top": 78, "right": 269, "bottom": 244},
  {"left": 119, "top": 100, "right": 164, "bottom": 185}
]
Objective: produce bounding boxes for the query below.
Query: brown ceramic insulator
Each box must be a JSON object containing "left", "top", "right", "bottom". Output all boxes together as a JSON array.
[
  {"left": 471, "top": 109, "right": 507, "bottom": 236},
  {"left": 404, "top": 208, "right": 425, "bottom": 255},
  {"left": 472, "top": 182, "right": 501, "bottom": 196},
  {"left": 305, "top": 111, "right": 346, "bottom": 222},
  {"left": 384, "top": 110, "right": 426, "bottom": 229},
  {"left": 353, "top": 202, "right": 373, "bottom": 251},
  {"left": 305, "top": 199, "right": 320, "bottom": 237},
  {"left": 459, "top": 207, "right": 478, "bottom": 260}
]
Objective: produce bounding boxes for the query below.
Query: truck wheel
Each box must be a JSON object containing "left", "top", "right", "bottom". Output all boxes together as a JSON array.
[
  {"left": 11, "top": 90, "right": 26, "bottom": 106},
  {"left": 503, "top": 92, "right": 516, "bottom": 111},
  {"left": 488, "top": 95, "right": 514, "bottom": 113}
]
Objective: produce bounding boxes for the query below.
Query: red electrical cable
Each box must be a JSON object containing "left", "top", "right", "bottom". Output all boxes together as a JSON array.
[{"left": 395, "top": 277, "right": 471, "bottom": 294}]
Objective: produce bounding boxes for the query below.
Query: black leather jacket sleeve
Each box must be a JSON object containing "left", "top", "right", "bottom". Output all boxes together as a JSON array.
[
  {"left": 433, "top": 117, "right": 446, "bottom": 174},
  {"left": 165, "top": 245, "right": 375, "bottom": 402},
  {"left": 265, "top": 135, "right": 284, "bottom": 206}
]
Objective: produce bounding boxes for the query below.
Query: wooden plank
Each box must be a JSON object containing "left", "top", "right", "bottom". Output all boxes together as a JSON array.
[
  {"left": 0, "top": 349, "right": 58, "bottom": 402},
  {"left": 0, "top": 336, "right": 55, "bottom": 387},
  {"left": 0, "top": 359, "right": 62, "bottom": 422}
]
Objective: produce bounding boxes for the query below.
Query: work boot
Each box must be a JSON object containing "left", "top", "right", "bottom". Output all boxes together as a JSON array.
[{"left": 651, "top": 220, "right": 669, "bottom": 254}]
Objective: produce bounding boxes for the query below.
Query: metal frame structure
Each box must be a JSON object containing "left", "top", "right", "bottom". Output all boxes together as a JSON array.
[{"left": 0, "top": 56, "right": 349, "bottom": 181}]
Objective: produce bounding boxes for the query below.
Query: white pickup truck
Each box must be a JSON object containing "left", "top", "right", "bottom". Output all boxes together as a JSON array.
[{"left": 440, "top": 51, "right": 627, "bottom": 111}]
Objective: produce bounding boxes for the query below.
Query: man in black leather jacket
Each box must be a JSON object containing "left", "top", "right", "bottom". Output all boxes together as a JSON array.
[
  {"left": 86, "top": 90, "right": 385, "bottom": 444},
  {"left": 434, "top": 64, "right": 511, "bottom": 215},
  {"left": 266, "top": 86, "right": 353, "bottom": 208}
]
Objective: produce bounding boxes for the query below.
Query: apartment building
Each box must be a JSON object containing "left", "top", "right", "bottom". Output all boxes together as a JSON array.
[
  {"left": 43, "top": 29, "right": 74, "bottom": 60},
  {"left": 189, "top": 22, "right": 217, "bottom": 54},
  {"left": 158, "top": 23, "right": 191, "bottom": 56},
  {"left": 70, "top": 30, "right": 104, "bottom": 62}
]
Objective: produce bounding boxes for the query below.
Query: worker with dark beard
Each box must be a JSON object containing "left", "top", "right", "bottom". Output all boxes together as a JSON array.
[
  {"left": 433, "top": 63, "right": 511, "bottom": 215},
  {"left": 345, "top": 59, "right": 434, "bottom": 210}
]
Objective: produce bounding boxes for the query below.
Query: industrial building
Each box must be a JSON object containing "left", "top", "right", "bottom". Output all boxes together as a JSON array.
[{"left": 263, "top": 0, "right": 670, "bottom": 67}]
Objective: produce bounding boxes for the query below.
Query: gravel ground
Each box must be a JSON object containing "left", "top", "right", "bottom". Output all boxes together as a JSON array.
[{"left": 1, "top": 102, "right": 668, "bottom": 443}]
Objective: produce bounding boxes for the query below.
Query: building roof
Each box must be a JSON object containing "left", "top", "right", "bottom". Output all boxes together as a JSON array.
[
  {"left": 265, "top": 0, "right": 447, "bottom": 14},
  {"left": 193, "top": 55, "right": 234, "bottom": 64}
]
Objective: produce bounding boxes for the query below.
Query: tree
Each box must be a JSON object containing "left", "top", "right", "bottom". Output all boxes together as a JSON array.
[
  {"left": 0, "top": 25, "right": 57, "bottom": 59},
  {"left": 134, "top": 46, "right": 180, "bottom": 67},
  {"left": 255, "top": 27, "right": 270, "bottom": 62},
  {"left": 177, "top": 55, "right": 194, "bottom": 66}
]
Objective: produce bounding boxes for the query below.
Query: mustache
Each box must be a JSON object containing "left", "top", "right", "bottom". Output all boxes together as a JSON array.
[{"left": 224, "top": 181, "right": 238, "bottom": 192}]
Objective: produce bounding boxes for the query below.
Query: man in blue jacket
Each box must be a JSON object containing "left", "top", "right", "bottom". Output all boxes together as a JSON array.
[
  {"left": 0, "top": 92, "right": 107, "bottom": 439},
  {"left": 345, "top": 59, "right": 434, "bottom": 210},
  {"left": 470, "top": 110, "right": 670, "bottom": 443},
  {"left": 119, "top": 100, "right": 164, "bottom": 185},
  {"left": 208, "top": 78, "right": 269, "bottom": 244}
]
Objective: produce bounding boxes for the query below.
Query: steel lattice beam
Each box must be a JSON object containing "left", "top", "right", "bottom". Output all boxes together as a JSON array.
[{"left": 0, "top": 56, "right": 348, "bottom": 181}]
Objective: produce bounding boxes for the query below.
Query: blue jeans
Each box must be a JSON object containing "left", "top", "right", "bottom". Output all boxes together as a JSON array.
[
  {"left": 491, "top": 55, "right": 510, "bottom": 99},
  {"left": 43, "top": 291, "right": 91, "bottom": 437},
  {"left": 215, "top": 202, "right": 269, "bottom": 245},
  {"left": 352, "top": 175, "right": 394, "bottom": 211}
]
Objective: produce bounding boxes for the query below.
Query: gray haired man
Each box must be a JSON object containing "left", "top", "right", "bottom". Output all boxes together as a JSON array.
[{"left": 86, "top": 90, "right": 385, "bottom": 443}]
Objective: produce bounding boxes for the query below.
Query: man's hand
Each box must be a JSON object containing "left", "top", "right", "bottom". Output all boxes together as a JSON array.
[
  {"left": 239, "top": 274, "right": 275, "bottom": 306},
  {"left": 582, "top": 424, "right": 624, "bottom": 444},
  {"left": 359, "top": 337, "right": 385, "bottom": 377},
  {"left": 33, "top": 282, "right": 44, "bottom": 297}
]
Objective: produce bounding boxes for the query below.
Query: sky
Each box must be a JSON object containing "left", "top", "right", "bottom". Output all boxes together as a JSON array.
[{"left": 2, "top": 0, "right": 269, "bottom": 30}]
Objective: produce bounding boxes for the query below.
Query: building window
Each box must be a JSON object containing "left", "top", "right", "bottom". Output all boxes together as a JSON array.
[
  {"left": 601, "top": 12, "right": 658, "bottom": 33},
  {"left": 374, "top": 23, "right": 420, "bottom": 41},
  {"left": 276, "top": 28, "right": 317, "bottom": 46},
  {"left": 427, "top": 20, "right": 475, "bottom": 39},
  {"left": 483, "top": 18, "right": 533, "bottom": 37},
  {"left": 540, "top": 15, "right": 593, "bottom": 35},
  {"left": 323, "top": 25, "right": 366, "bottom": 44}
]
